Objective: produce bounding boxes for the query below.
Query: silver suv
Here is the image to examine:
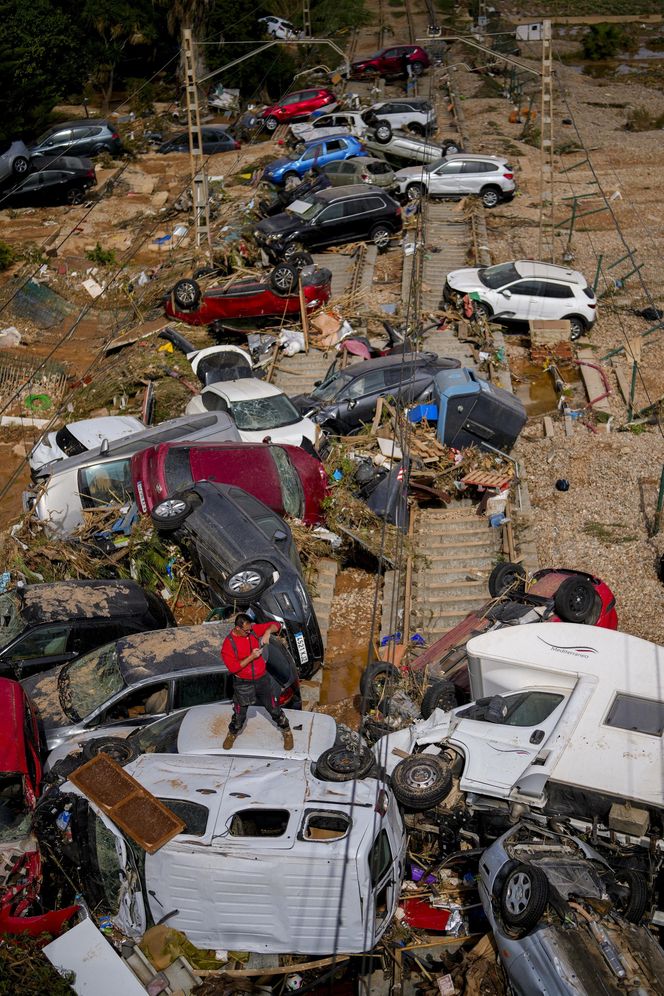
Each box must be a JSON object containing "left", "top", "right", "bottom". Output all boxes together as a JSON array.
[
  {"left": 368, "top": 98, "right": 437, "bottom": 136},
  {"left": 395, "top": 154, "right": 515, "bottom": 207}
]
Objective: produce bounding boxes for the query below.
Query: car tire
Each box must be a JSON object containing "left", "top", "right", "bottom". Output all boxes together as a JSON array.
[
  {"left": 282, "top": 242, "right": 304, "bottom": 261},
  {"left": 406, "top": 182, "right": 424, "bottom": 203},
  {"left": 488, "top": 561, "right": 527, "bottom": 597},
  {"left": 420, "top": 679, "right": 458, "bottom": 719},
  {"left": 411, "top": 61, "right": 425, "bottom": 77},
  {"left": 391, "top": 754, "right": 453, "bottom": 810},
  {"left": 564, "top": 315, "right": 587, "bottom": 341},
  {"left": 265, "top": 116, "right": 279, "bottom": 132},
  {"left": 283, "top": 172, "right": 300, "bottom": 190},
  {"left": 220, "top": 559, "right": 274, "bottom": 603},
  {"left": 66, "top": 187, "right": 85, "bottom": 205},
  {"left": 500, "top": 863, "right": 549, "bottom": 932},
  {"left": 289, "top": 251, "right": 314, "bottom": 270},
  {"left": 315, "top": 744, "right": 375, "bottom": 782},
  {"left": 370, "top": 224, "right": 392, "bottom": 251},
  {"left": 374, "top": 120, "right": 393, "bottom": 144},
  {"left": 151, "top": 496, "right": 193, "bottom": 531},
  {"left": 615, "top": 869, "right": 649, "bottom": 924},
  {"left": 359, "top": 660, "right": 401, "bottom": 707},
  {"left": 473, "top": 300, "right": 492, "bottom": 321},
  {"left": 407, "top": 122, "right": 425, "bottom": 136},
  {"left": 81, "top": 736, "right": 139, "bottom": 765},
  {"left": 442, "top": 140, "right": 462, "bottom": 155},
  {"left": 258, "top": 198, "right": 272, "bottom": 214},
  {"left": 553, "top": 576, "right": 596, "bottom": 623},
  {"left": 12, "top": 156, "right": 29, "bottom": 175},
  {"left": 270, "top": 262, "right": 298, "bottom": 295},
  {"left": 172, "top": 278, "right": 201, "bottom": 311},
  {"left": 480, "top": 186, "right": 501, "bottom": 208}
]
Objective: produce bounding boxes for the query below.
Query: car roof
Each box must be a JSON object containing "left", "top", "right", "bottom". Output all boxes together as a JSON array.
[
  {"left": 301, "top": 132, "right": 357, "bottom": 148},
  {"left": 313, "top": 183, "right": 385, "bottom": 202},
  {"left": 62, "top": 415, "right": 144, "bottom": 446},
  {"left": 513, "top": 260, "right": 587, "bottom": 284},
  {"left": 445, "top": 153, "right": 509, "bottom": 164},
  {"left": 115, "top": 623, "right": 231, "bottom": 684},
  {"left": 204, "top": 379, "right": 283, "bottom": 402},
  {"left": 0, "top": 678, "right": 30, "bottom": 775},
  {"left": 43, "top": 120, "right": 110, "bottom": 131},
  {"left": 373, "top": 98, "right": 431, "bottom": 108},
  {"left": 338, "top": 351, "right": 436, "bottom": 374},
  {"left": 19, "top": 580, "right": 150, "bottom": 626}
]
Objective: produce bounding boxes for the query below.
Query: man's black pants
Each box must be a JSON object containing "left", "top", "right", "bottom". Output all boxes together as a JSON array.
[{"left": 229, "top": 672, "right": 290, "bottom": 733}]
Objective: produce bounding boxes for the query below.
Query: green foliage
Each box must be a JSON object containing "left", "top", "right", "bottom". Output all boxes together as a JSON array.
[
  {"left": 581, "top": 24, "right": 626, "bottom": 60},
  {"left": 0, "top": 240, "right": 15, "bottom": 271},
  {"left": 86, "top": 243, "right": 117, "bottom": 266},
  {"left": 0, "top": 935, "right": 75, "bottom": 996},
  {"left": 311, "top": 0, "right": 370, "bottom": 35},
  {"left": 625, "top": 105, "right": 664, "bottom": 132}
]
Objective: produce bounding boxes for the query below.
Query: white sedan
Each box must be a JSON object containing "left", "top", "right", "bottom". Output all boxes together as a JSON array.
[
  {"left": 28, "top": 415, "right": 145, "bottom": 475},
  {"left": 185, "top": 378, "right": 317, "bottom": 446}
]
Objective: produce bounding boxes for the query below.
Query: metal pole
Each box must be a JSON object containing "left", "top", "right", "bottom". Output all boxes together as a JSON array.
[
  {"left": 593, "top": 253, "right": 603, "bottom": 292},
  {"left": 627, "top": 359, "right": 638, "bottom": 422},
  {"left": 538, "top": 20, "right": 554, "bottom": 262},
  {"left": 654, "top": 465, "right": 664, "bottom": 535},
  {"left": 182, "top": 28, "right": 212, "bottom": 258}
]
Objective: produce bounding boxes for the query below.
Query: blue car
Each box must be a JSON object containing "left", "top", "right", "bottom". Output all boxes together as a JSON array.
[{"left": 263, "top": 134, "right": 367, "bottom": 187}]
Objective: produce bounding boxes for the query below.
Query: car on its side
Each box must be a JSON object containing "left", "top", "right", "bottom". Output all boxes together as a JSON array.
[
  {"left": 258, "top": 88, "right": 338, "bottom": 132},
  {"left": 349, "top": 45, "right": 430, "bottom": 78},
  {"left": 368, "top": 98, "right": 437, "bottom": 136},
  {"left": 0, "top": 140, "right": 30, "bottom": 182},
  {"left": 258, "top": 15, "right": 300, "bottom": 39},
  {"left": 322, "top": 156, "right": 396, "bottom": 190},
  {"left": 157, "top": 127, "right": 240, "bottom": 154},
  {"left": 395, "top": 154, "right": 516, "bottom": 208},
  {"left": 23, "top": 623, "right": 302, "bottom": 752},
  {"left": 30, "top": 120, "right": 122, "bottom": 159},
  {"left": 24, "top": 412, "right": 241, "bottom": 537},
  {"left": 363, "top": 120, "right": 461, "bottom": 165},
  {"left": 257, "top": 171, "right": 331, "bottom": 218},
  {"left": 29, "top": 415, "right": 145, "bottom": 476},
  {"left": 254, "top": 184, "right": 403, "bottom": 260},
  {"left": 0, "top": 579, "right": 174, "bottom": 681},
  {"left": 146, "top": 482, "right": 324, "bottom": 675},
  {"left": 442, "top": 260, "right": 597, "bottom": 341},
  {"left": 263, "top": 134, "right": 367, "bottom": 187},
  {"left": 185, "top": 379, "right": 318, "bottom": 447},
  {"left": 132, "top": 440, "right": 328, "bottom": 525},
  {"left": 291, "top": 351, "right": 460, "bottom": 435},
  {"left": 1, "top": 157, "right": 97, "bottom": 208}
]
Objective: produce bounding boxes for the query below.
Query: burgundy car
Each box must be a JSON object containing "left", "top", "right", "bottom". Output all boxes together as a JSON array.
[
  {"left": 258, "top": 88, "right": 337, "bottom": 132},
  {"left": 350, "top": 45, "right": 430, "bottom": 79},
  {"left": 132, "top": 440, "right": 328, "bottom": 525},
  {"left": 165, "top": 264, "right": 332, "bottom": 327}
]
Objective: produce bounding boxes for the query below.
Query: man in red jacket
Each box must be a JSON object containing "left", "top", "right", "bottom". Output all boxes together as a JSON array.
[{"left": 221, "top": 613, "right": 294, "bottom": 751}]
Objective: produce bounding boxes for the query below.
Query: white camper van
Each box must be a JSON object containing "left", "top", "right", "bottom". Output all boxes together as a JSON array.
[{"left": 378, "top": 624, "right": 664, "bottom": 838}]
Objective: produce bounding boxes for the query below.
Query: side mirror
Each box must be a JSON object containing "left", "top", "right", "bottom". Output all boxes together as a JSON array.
[
  {"left": 100, "top": 438, "right": 110, "bottom": 455},
  {"left": 274, "top": 529, "right": 288, "bottom": 542},
  {"left": 347, "top": 399, "right": 357, "bottom": 409},
  {"left": 500, "top": 289, "right": 512, "bottom": 299}
]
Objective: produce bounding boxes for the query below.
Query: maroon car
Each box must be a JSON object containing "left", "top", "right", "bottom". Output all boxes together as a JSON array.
[
  {"left": 258, "top": 88, "right": 338, "bottom": 132},
  {"left": 132, "top": 440, "right": 328, "bottom": 525},
  {"left": 350, "top": 45, "right": 430, "bottom": 79},
  {"left": 165, "top": 264, "right": 332, "bottom": 327}
]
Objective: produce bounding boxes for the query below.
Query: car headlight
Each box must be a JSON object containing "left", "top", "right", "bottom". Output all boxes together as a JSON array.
[{"left": 266, "top": 232, "right": 283, "bottom": 243}]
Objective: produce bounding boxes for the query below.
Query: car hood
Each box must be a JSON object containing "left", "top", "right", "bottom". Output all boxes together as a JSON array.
[
  {"left": 395, "top": 165, "right": 432, "bottom": 180},
  {"left": 255, "top": 214, "right": 302, "bottom": 237},
  {"left": 263, "top": 157, "right": 293, "bottom": 174},
  {"left": 445, "top": 267, "right": 483, "bottom": 292},
  {"left": 21, "top": 669, "right": 69, "bottom": 731}
]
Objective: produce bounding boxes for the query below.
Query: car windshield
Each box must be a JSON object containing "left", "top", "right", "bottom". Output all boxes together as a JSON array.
[
  {"left": 229, "top": 394, "right": 302, "bottom": 431},
  {"left": 34, "top": 129, "right": 55, "bottom": 146},
  {"left": 286, "top": 199, "right": 323, "bottom": 220},
  {"left": 270, "top": 445, "right": 304, "bottom": 518},
  {"left": 129, "top": 711, "right": 187, "bottom": 754},
  {"left": 77, "top": 458, "right": 133, "bottom": 509},
  {"left": 54, "top": 426, "right": 87, "bottom": 457},
  {"left": 478, "top": 262, "right": 521, "bottom": 289},
  {"left": 59, "top": 644, "right": 124, "bottom": 722},
  {"left": 0, "top": 594, "right": 24, "bottom": 649},
  {"left": 310, "top": 370, "right": 355, "bottom": 402}
]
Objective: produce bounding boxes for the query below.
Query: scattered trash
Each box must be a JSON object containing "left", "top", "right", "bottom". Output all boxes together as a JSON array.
[
  {"left": 0, "top": 326, "right": 21, "bottom": 348},
  {"left": 82, "top": 277, "right": 104, "bottom": 298}
]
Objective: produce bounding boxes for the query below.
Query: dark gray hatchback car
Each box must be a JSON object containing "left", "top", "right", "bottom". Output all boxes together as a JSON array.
[{"left": 30, "top": 120, "right": 122, "bottom": 159}]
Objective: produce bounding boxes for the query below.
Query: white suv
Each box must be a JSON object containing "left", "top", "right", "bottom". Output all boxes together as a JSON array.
[
  {"left": 368, "top": 98, "right": 437, "bottom": 136},
  {"left": 395, "top": 154, "right": 516, "bottom": 208},
  {"left": 258, "top": 15, "right": 300, "bottom": 39},
  {"left": 442, "top": 260, "right": 597, "bottom": 340}
]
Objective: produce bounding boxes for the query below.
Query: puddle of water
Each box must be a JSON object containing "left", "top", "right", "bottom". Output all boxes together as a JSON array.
[
  {"left": 511, "top": 359, "right": 583, "bottom": 418},
  {"left": 319, "top": 569, "right": 376, "bottom": 707}
]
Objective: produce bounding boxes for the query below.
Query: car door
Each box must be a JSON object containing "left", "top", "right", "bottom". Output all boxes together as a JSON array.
[
  {"left": 172, "top": 671, "right": 233, "bottom": 709},
  {"left": 298, "top": 142, "right": 324, "bottom": 174},
  {"left": 381, "top": 48, "right": 402, "bottom": 75},
  {"left": 458, "top": 160, "right": 487, "bottom": 194},
  {"left": 7, "top": 173, "right": 43, "bottom": 207},
  {"left": 335, "top": 368, "right": 387, "bottom": 430},
  {"left": 38, "top": 171, "right": 70, "bottom": 205},
  {"left": 339, "top": 195, "right": 371, "bottom": 241},
  {"left": 322, "top": 137, "right": 351, "bottom": 166},
  {"left": 539, "top": 280, "right": 574, "bottom": 320},
  {"left": 428, "top": 160, "right": 464, "bottom": 196},
  {"left": 46, "top": 129, "right": 74, "bottom": 155},
  {"left": 323, "top": 161, "right": 350, "bottom": 186},
  {"left": 498, "top": 279, "right": 545, "bottom": 321},
  {"left": 0, "top": 623, "right": 73, "bottom": 678},
  {"left": 312, "top": 201, "right": 346, "bottom": 247}
]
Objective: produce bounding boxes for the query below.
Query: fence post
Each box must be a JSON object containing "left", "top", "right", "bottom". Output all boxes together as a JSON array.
[{"left": 654, "top": 465, "right": 664, "bottom": 535}]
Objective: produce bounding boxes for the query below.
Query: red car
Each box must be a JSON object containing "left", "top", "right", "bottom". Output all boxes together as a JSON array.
[
  {"left": 165, "top": 264, "right": 332, "bottom": 327},
  {"left": 132, "top": 440, "right": 328, "bottom": 525},
  {"left": 350, "top": 45, "right": 430, "bottom": 79},
  {"left": 259, "top": 88, "right": 338, "bottom": 132}
]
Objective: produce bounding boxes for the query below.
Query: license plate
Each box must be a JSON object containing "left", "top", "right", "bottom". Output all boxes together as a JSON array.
[{"left": 294, "top": 631, "right": 308, "bottom": 664}]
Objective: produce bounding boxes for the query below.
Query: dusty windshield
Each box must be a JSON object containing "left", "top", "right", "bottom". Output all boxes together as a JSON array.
[
  {"left": 270, "top": 446, "right": 304, "bottom": 518},
  {"left": 0, "top": 594, "right": 24, "bottom": 650},
  {"left": 230, "top": 395, "right": 301, "bottom": 431},
  {"left": 60, "top": 644, "right": 124, "bottom": 721},
  {"left": 479, "top": 262, "right": 520, "bottom": 289},
  {"left": 310, "top": 370, "right": 354, "bottom": 402},
  {"left": 0, "top": 776, "right": 29, "bottom": 838}
]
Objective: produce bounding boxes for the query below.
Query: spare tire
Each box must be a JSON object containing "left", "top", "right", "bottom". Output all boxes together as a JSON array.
[
  {"left": 359, "top": 661, "right": 401, "bottom": 707},
  {"left": 81, "top": 736, "right": 139, "bottom": 766},
  {"left": 420, "top": 679, "right": 458, "bottom": 719},
  {"left": 151, "top": 496, "right": 192, "bottom": 532},
  {"left": 442, "top": 140, "right": 462, "bottom": 155},
  {"left": 173, "top": 278, "right": 201, "bottom": 311},
  {"left": 488, "top": 561, "right": 527, "bottom": 598},
  {"left": 220, "top": 559, "right": 274, "bottom": 604},
  {"left": 615, "top": 869, "right": 649, "bottom": 924},
  {"left": 553, "top": 576, "right": 596, "bottom": 623},
  {"left": 500, "top": 863, "right": 549, "bottom": 932},
  {"left": 391, "top": 754, "right": 453, "bottom": 810},
  {"left": 316, "top": 744, "right": 375, "bottom": 782},
  {"left": 269, "top": 262, "right": 297, "bottom": 295},
  {"left": 374, "top": 120, "right": 393, "bottom": 144}
]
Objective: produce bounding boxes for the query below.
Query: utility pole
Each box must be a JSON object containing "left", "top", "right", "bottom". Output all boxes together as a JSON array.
[
  {"left": 302, "top": 0, "right": 312, "bottom": 38},
  {"left": 538, "top": 19, "right": 555, "bottom": 262},
  {"left": 182, "top": 28, "right": 212, "bottom": 258}
]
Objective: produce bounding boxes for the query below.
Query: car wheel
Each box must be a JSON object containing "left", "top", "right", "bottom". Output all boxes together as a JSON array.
[
  {"left": 420, "top": 679, "right": 458, "bottom": 719},
  {"left": 553, "top": 576, "right": 596, "bottom": 623},
  {"left": 270, "top": 262, "right": 297, "bottom": 295},
  {"left": 406, "top": 182, "right": 424, "bottom": 203},
  {"left": 615, "top": 870, "right": 649, "bottom": 924},
  {"left": 283, "top": 172, "right": 300, "bottom": 190},
  {"left": 359, "top": 660, "right": 401, "bottom": 708},
  {"left": 81, "top": 736, "right": 139, "bottom": 766},
  {"left": 411, "top": 60, "right": 425, "bottom": 77},
  {"left": 288, "top": 251, "right": 314, "bottom": 270},
  {"left": 12, "top": 156, "right": 29, "bottom": 175},
  {"left": 391, "top": 754, "right": 453, "bottom": 810},
  {"left": 282, "top": 242, "right": 304, "bottom": 261},
  {"left": 265, "top": 116, "right": 279, "bottom": 132},
  {"left": 488, "top": 561, "right": 527, "bottom": 598},
  {"left": 407, "top": 122, "right": 425, "bottom": 136},
  {"left": 473, "top": 300, "right": 492, "bottom": 321},
  {"left": 66, "top": 187, "right": 85, "bottom": 205},
  {"left": 220, "top": 559, "right": 274, "bottom": 603},
  {"left": 442, "top": 140, "right": 462, "bottom": 155},
  {"left": 151, "top": 496, "right": 192, "bottom": 531},
  {"left": 565, "top": 315, "right": 587, "bottom": 341},
  {"left": 480, "top": 186, "right": 500, "bottom": 208},
  {"left": 172, "top": 278, "right": 201, "bottom": 311},
  {"left": 374, "top": 120, "right": 393, "bottom": 144},
  {"left": 370, "top": 224, "right": 392, "bottom": 251},
  {"left": 315, "top": 745, "right": 375, "bottom": 782},
  {"left": 500, "top": 863, "right": 549, "bottom": 932}
]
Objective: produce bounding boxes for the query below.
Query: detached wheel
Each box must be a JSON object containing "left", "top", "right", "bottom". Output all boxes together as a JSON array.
[
  {"left": 481, "top": 186, "right": 500, "bottom": 208},
  {"left": 265, "top": 116, "right": 279, "bottom": 132},
  {"left": 172, "top": 278, "right": 201, "bottom": 311},
  {"left": 151, "top": 496, "right": 192, "bottom": 531},
  {"left": 81, "top": 736, "right": 139, "bottom": 766},
  {"left": 374, "top": 120, "right": 393, "bottom": 144},
  {"left": 360, "top": 661, "right": 401, "bottom": 707},
  {"left": 442, "top": 140, "right": 462, "bottom": 155},
  {"left": 371, "top": 224, "right": 392, "bottom": 251},
  {"left": 488, "top": 561, "right": 527, "bottom": 598},
  {"left": 500, "top": 863, "right": 549, "bottom": 932},
  {"left": 289, "top": 251, "right": 314, "bottom": 270},
  {"left": 391, "top": 754, "right": 453, "bottom": 810},
  {"left": 66, "top": 187, "right": 85, "bottom": 205},
  {"left": 615, "top": 870, "right": 649, "bottom": 924},
  {"left": 316, "top": 745, "right": 375, "bottom": 782},
  {"left": 270, "top": 262, "right": 297, "bottom": 295},
  {"left": 12, "top": 156, "right": 29, "bottom": 175},
  {"left": 420, "top": 679, "right": 457, "bottom": 719},
  {"left": 406, "top": 183, "right": 424, "bottom": 203},
  {"left": 220, "top": 559, "right": 274, "bottom": 603},
  {"left": 553, "top": 576, "right": 596, "bottom": 623}
]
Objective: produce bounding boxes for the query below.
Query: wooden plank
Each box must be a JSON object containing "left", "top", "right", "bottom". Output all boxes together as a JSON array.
[
  {"left": 197, "top": 955, "right": 350, "bottom": 978},
  {"left": 298, "top": 276, "right": 310, "bottom": 353},
  {"left": 577, "top": 348, "right": 611, "bottom": 413},
  {"left": 613, "top": 361, "right": 631, "bottom": 404},
  {"left": 543, "top": 415, "right": 555, "bottom": 438}
]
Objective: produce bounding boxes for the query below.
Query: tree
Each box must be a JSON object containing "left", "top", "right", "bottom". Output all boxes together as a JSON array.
[
  {"left": 581, "top": 24, "right": 626, "bottom": 61},
  {"left": 81, "top": 0, "right": 159, "bottom": 110}
]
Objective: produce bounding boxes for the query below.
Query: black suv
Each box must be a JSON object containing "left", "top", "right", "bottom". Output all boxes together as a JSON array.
[
  {"left": 254, "top": 183, "right": 403, "bottom": 260},
  {"left": 149, "top": 481, "right": 323, "bottom": 677},
  {"left": 2, "top": 157, "right": 97, "bottom": 208},
  {"left": 0, "top": 580, "right": 174, "bottom": 680}
]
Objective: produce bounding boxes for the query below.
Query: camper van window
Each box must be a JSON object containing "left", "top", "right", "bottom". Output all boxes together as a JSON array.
[
  {"left": 459, "top": 691, "right": 564, "bottom": 727},
  {"left": 605, "top": 693, "right": 664, "bottom": 738},
  {"left": 157, "top": 799, "right": 209, "bottom": 836},
  {"left": 228, "top": 809, "right": 290, "bottom": 837},
  {"left": 302, "top": 812, "right": 350, "bottom": 841},
  {"left": 369, "top": 830, "right": 393, "bottom": 887}
]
